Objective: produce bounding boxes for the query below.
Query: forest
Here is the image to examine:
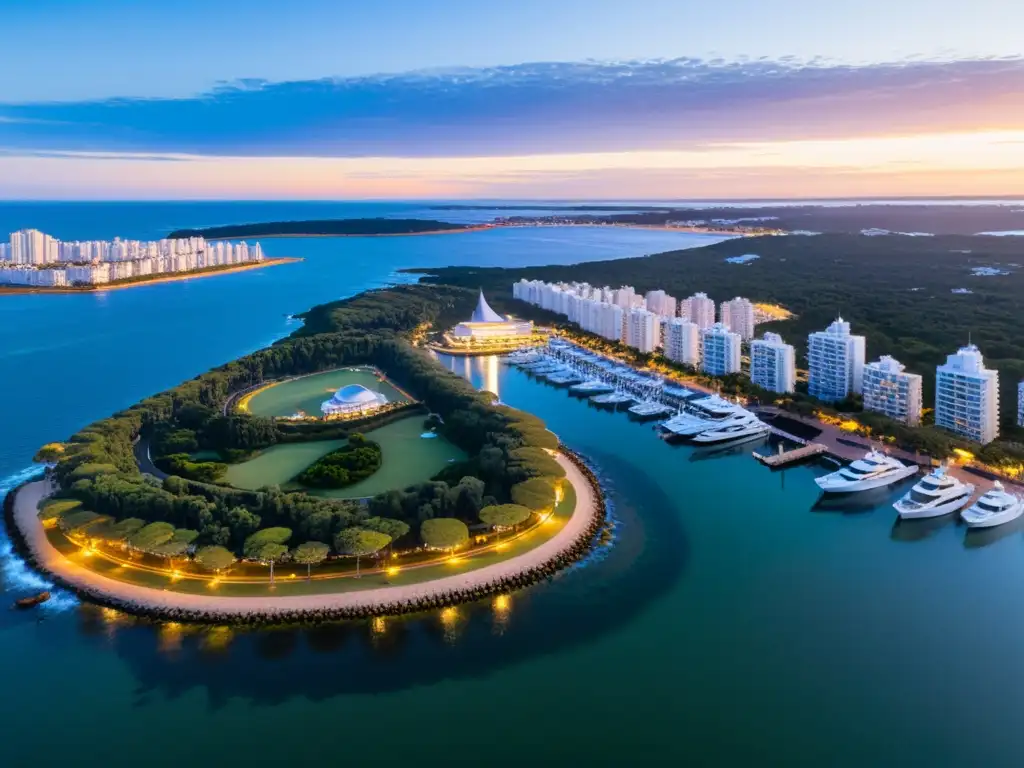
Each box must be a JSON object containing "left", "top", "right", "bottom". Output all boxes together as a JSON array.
[
  {"left": 416, "top": 233, "right": 1024, "bottom": 427},
  {"left": 167, "top": 218, "right": 469, "bottom": 239},
  {"left": 296, "top": 434, "right": 382, "bottom": 488},
  {"left": 38, "top": 285, "right": 564, "bottom": 561}
]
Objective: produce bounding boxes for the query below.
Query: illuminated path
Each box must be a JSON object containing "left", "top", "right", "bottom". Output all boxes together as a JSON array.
[{"left": 11, "top": 453, "right": 598, "bottom": 618}]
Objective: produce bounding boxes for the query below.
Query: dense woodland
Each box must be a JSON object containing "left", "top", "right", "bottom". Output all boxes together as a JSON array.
[
  {"left": 39, "top": 285, "right": 563, "bottom": 561},
  {"left": 418, "top": 234, "right": 1024, "bottom": 427},
  {"left": 167, "top": 218, "right": 468, "bottom": 239}
]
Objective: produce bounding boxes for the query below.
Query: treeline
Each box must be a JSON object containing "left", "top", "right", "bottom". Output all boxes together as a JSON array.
[
  {"left": 40, "top": 284, "right": 565, "bottom": 557},
  {"left": 167, "top": 218, "right": 468, "bottom": 239}
]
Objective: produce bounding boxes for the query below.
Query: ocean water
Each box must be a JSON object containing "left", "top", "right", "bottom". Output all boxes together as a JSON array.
[{"left": 3, "top": 203, "right": 1024, "bottom": 766}]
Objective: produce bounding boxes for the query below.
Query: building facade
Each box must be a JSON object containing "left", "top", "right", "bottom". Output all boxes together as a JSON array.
[
  {"left": 807, "top": 317, "right": 866, "bottom": 402},
  {"left": 700, "top": 323, "right": 742, "bottom": 376},
  {"left": 645, "top": 289, "right": 677, "bottom": 318},
  {"left": 935, "top": 344, "right": 1000, "bottom": 444},
  {"left": 625, "top": 308, "right": 659, "bottom": 353},
  {"left": 750, "top": 332, "right": 796, "bottom": 393},
  {"left": 664, "top": 317, "right": 701, "bottom": 366},
  {"left": 862, "top": 355, "right": 923, "bottom": 426},
  {"left": 719, "top": 296, "right": 756, "bottom": 340},
  {"left": 680, "top": 292, "right": 716, "bottom": 329}
]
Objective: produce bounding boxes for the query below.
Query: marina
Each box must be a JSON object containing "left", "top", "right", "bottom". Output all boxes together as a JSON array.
[{"left": 755, "top": 443, "right": 829, "bottom": 468}]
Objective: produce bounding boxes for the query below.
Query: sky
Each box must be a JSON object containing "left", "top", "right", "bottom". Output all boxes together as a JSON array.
[{"left": 1, "top": 0, "right": 1022, "bottom": 200}]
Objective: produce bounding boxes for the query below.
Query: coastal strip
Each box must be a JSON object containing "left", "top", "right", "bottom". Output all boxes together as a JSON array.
[
  {"left": 5, "top": 450, "right": 606, "bottom": 624},
  {"left": 0, "top": 257, "right": 301, "bottom": 295}
]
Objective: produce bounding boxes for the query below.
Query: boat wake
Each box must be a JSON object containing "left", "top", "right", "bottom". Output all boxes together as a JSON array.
[{"left": 0, "top": 466, "right": 79, "bottom": 613}]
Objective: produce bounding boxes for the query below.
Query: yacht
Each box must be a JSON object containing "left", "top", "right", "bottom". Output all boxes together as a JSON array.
[
  {"left": 960, "top": 481, "right": 1024, "bottom": 528},
  {"left": 660, "top": 395, "right": 747, "bottom": 438},
  {"left": 628, "top": 400, "right": 673, "bottom": 419},
  {"left": 814, "top": 449, "right": 918, "bottom": 493},
  {"left": 570, "top": 379, "right": 615, "bottom": 395},
  {"left": 893, "top": 465, "right": 975, "bottom": 519},
  {"left": 591, "top": 391, "right": 635, "bottom": 407},
  {"left": 690, "top": 413, "right": 771, "bottom": 444}
]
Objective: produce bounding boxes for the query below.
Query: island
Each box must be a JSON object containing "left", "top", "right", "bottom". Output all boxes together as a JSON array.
[
  {"left": 6, "top": 284, "right": 605, "bottom": 623},
  {"left": 168, "top": 218, "right": 481, "bottom": 239}
]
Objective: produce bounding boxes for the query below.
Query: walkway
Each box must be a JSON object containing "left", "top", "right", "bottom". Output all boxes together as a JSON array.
[{"left": 11, "top": 453, "right": 598, "bottom": 618}]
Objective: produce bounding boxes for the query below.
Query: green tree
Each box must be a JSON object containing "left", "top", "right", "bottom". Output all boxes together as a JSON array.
[
  {"left": 243, "top": 527, "right": 292, "bottom": 583},
  {"left": 420, "top": 518, "right": 469, "bottom": 553},
  {"left": 292, "top": 540, "right": 330, "bottom": 580},
  {"left": 334, "top": 528, "right": 391, "bottom": 577},
  {"left": 479, "top": 503, "right": 532, "bottom": 536},
  {"left": 128, "top": 521, "right": 176, "bottom": 552},
  {"left": 510, "top": 477, "right": 559, "bottom": 512},
  {"left": 194, "top": 545, "right": 236, "bottom": 573}
]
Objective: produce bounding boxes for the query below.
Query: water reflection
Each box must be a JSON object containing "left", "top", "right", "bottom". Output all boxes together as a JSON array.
[
  {"left": 890, "top": 514, "right": 958, "bottom": 543},
  {"left": 963, "top": 516, "right": 1024, "bottom": 549}
]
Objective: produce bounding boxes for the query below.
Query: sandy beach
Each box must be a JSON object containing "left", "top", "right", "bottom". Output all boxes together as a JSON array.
[
  {"left": 0, "top": 257, "right": 301, "bottom": 296},
  {"left": 11, "top": 453, "right": 598, "bottom": 617}
]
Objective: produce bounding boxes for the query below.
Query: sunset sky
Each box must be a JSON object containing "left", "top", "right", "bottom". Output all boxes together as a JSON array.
[{"left": 2, "top": 0, "right": 1022, "bottom": 200}]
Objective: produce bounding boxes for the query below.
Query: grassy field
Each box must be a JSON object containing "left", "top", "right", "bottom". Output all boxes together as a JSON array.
[{"left": 244, "top": 367, "right": 409, "bottom": 419}]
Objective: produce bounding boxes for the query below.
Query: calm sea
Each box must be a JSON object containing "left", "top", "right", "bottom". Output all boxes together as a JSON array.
[{"left": 2, "top": 202, "right": 1023, "bottom": 766}]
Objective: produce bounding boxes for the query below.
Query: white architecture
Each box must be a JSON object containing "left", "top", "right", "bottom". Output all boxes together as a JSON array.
[
  {"left": 680, "top": 292, "right": 716, "bottom": 329},
  {"left": 1018, "top": 380, "right": 1024, "bottom": 428},
  {"left": 935, "top": 344, "right": 1000, "bottom": 444},
  {"left": 645, "top": 289, "right": 677, "bottom": 318},
  {"left": 750, "top": 332, "right": 796, "bottom": 393},
  {"left": 320, "top": 384, "right": 389, "bottom": 418},
  {"left": 862, "top": 355, "right": 923, "bottom": 426},
  {"left": 449, "top": 291, "right": 533, "bottom": 347},
  {"left": 0, "top": 229, "right": 264, "bottom": 286},
  {"left": 719, "top": 297, "right": 756, "bottom": 341},
  {"left": 612, "top": 286, "right": 638, "bottom": 310},
  {"left": 625, "top": 308, "right": 659, "bottom": 353},
  {"left": 700, "top": 323, "right": 742, "bottom": 376},
  {"left": 664, "top": 318, "right": 701, "bottom": 366},
  {"left": 807, "top": 317, "right": 866, "bottom": 402}
]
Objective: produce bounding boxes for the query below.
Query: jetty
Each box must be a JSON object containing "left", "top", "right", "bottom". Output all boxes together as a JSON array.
[{"left": 754, "top": 442, "right": 828, "bottom": 468}]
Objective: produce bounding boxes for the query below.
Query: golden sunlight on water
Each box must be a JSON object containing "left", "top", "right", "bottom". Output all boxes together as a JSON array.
[
  {"left": 200, "top": 626, "right": 235, "bottom": 653},
  {"left": 492, "top": 594, "right": 512, "bottom": 635},
  {"left": 440, "top": 606, "right": 461, "bottom": 644}
]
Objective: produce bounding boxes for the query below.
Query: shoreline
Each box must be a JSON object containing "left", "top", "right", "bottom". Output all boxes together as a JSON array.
[
  {"left": 0, "top": 257, "right": 301, "bottom": 295},
  {"left": 5, "top": 451, "right": 605, "bottom": 624}
]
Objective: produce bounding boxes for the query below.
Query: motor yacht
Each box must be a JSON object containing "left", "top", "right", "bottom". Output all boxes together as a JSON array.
[
  {"left": 814, "top": 449, "right": 918, "bottom": 493},
  {"left": 660, "top": 395, "right": 747, "bottom": 438},
  {"left": 690, "top": 413, "right": 771, "bottom": 444},
  {"left": 960, "top": 481, "right": 1024, "bottom": 528},
  {"left": 893, "top": 465, "right": 975, "bottom": 519},
  {"left": 570, "top": 379, "right": 615, "bottom": 395}
]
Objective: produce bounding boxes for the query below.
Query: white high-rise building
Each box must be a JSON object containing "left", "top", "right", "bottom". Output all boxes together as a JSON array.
[
  {"left": 680, "top": 292, "right": 716, "bottom": 329},
  {"left": 935, "top": 344, "right": 1000, "bottom": 444},
  {"left": 719, "top": 297, "right": 756, "bottom": 341},
  {"left": 807, "top": 317, "right": 866, "bottom": 402},
  {"left": 625, "top": 308, "right": 659, "bottom": 353},
  {"left": 612, "top": 286, "right": 638, "bottom": 310},
  {"left": 644, "top": 289, "right": 677, "bottom": 318},
  {"left": 862, "top": 356, "right": 923, "bottom": 426},
  {"left": 701, "top": 323, "right": 742, "bottom": 376},
  {"left": 750, "top": 332, "right": 796, "bottom": 393},
  {"left": 1018, "top": 380, "right": 1024, "bottom": 428},
  {"left": 664, "top": 318, "right": 701, "bottom": 366}
]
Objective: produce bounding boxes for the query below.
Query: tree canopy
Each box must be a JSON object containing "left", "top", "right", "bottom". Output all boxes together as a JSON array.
[
  {"left": 292, "top": 540, "right": 330, "bottom": 565},
  {"left": 334, "top": 528, "right": 392, "bottom": 558},
  {"left": 420, "top": 518, "right": 469, "bottom": 551},
  {"left": 510, "top": 477, "right": 559, "bottom": 512},
  {"left": 479, "top": 504, "right": 533, "bottom": 529},
  {"left": 243, "top": 527, "right": 292, "bottom": 561},
  {"left": 194, "top": 545, "right": 236, "bottom": 572}
]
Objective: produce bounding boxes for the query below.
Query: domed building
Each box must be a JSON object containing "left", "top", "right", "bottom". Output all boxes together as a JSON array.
[
  {"left": 320, "top": 384, "right": 389, "bottom": 418},
  {"left": 446, "top": 291, "right": 534, "bottom": 349}
]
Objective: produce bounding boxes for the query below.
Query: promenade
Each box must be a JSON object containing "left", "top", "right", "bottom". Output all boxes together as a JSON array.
[{"left": 10, "top": 453, "right": 599, "bottom": 619}]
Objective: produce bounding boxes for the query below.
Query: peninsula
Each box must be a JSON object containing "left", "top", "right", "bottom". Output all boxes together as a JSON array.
[{"left": 168, "top": 218, "right": 481, "bottom": 239}]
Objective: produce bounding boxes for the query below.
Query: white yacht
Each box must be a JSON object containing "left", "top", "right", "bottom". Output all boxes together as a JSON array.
[
  {"left": 661, "top": 395, "right": 746, "bottom": 438},
  {"left": 814, "top": 449, "right": 918, "bottom": 493},
  {"left": 893, "top": 465, "right": 975, "bottom": 519},
  {"left": 570, "top": 379, "right": 614, "bottom": 395},
  {"left": 691, "top": 413, "right": 771, "bottom": 444},
  {"left": 960, "top": 481, "right": 1024, "bottom": 528}
]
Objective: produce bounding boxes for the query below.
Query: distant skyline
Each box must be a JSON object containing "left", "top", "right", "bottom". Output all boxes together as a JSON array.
[{"left": 2, "top": 0, "right": 1023, "bottom": 199}]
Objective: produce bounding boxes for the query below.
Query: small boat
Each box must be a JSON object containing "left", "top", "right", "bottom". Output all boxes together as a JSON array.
[
  {"left": 814, "top": 449, "right": 918, "bottom": 494},
  {"left": 14, "top": 591, "right": 50, "bottom": 609},
  {"left": 893, "top": 464, "right": 975, "bottom": 519},
  {"left": 961, "top": 481, "right": 1024, "bottom": 528},
  {"left": 690, "top": 414, "right": 771, "bottom": 444}
]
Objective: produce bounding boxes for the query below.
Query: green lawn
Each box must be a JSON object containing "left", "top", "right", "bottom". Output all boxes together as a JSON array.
[{"left": 245, "top": 367, "right": 409, "bottom": 419}]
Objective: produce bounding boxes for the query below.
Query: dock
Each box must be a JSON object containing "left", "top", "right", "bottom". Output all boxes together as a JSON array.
[{"left": 754, "top": 442, "right": 828, "bottom": 467}]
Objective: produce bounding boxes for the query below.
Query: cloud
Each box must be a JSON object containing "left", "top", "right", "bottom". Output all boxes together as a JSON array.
[{"left": 1, "top": 57, "right": 1022, "bottom": 158}]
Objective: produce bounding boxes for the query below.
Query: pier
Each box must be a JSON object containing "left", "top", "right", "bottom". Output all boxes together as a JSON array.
[{"left": 754, "top": 442, "right": 828, "bottom": 468}]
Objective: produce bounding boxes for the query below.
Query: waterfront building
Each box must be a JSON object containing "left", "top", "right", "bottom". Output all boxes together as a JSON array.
[
  {"left": 1019, "top": 380, "right": 1024, "bottom": 428},
  {"left": 807, "top": 317, "right": 866, "bottom": 402},
  {"left": 612, "top": 286, "right": 638, "bottom": 310},
  {"left": 582, "top": 299, "right": 625, "bottom": 342},
  {"left": 701, "top": 323, "right": 742, "bottom": 376},
  {"left": 664, "top": 318, "right": 701, "bottom": 366},
  {"left": 750, "top": 332, "right": 796, "bottom": 393},
  {"left": 645, "top": 289, "right": 677, "bottom": 318},
  {"left": 719, "top": 296, "right": 756, "bottom": 340},
  {"left": 935, "top": 344, "right": 1000, "bottom": 444},
  {"left": 320, "top": 384, "right": 389, "bottom": 418},
  {"left": 680, "top": 292, "right": 716, "bottom": 329},
  {"left": 625, "top": 308, "right": 659, "bottom": 353},
  {"left": 862, "top": 355, "right": 923, "bottom": 426},
  {"left": 448, "top": 291, "right": 534, "bottom": 347}
]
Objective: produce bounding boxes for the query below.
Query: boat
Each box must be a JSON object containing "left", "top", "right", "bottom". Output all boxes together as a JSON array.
[
  {"left": 14, "top": 591, "right": 50, "bottom": 609},
  {"left": 660, "top": 395, "right": 747, "bottom": 438},
  {"left": 590, "top": 391, "right": 635, "bottom": 407},
  {"left": 547, "top": 369, "right": 584, "bottom": 386},
  {"left": 628, "top": 400, "right": 673, "bottom": 419},
  {"left": 961, "top": 481, "right": 1024, "bottom": 528},
  {"left": 570, "top": 379, "right": 615, "bottom": 395},
  {"left": 893, "top": 464, "right": 975, "bottom": 519},
  {"left": 814, "top": 449, "right": 918, "bottom": 493},
  {"left": 690, "top": 413, "right": 771, "bottom": 444}
]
